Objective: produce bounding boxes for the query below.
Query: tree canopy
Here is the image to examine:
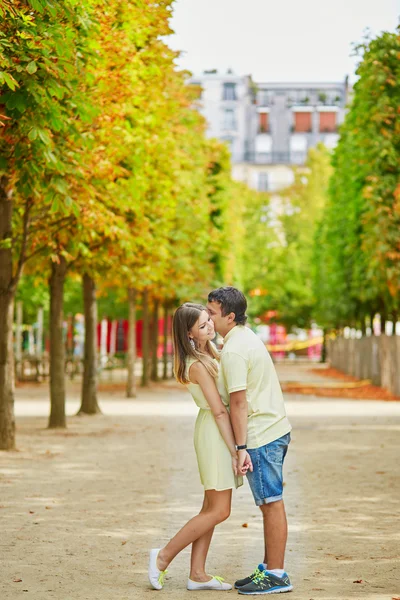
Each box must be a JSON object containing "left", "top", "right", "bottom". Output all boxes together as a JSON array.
[{"left": 314, "top": 28, "right": 400, "bottom": 329}]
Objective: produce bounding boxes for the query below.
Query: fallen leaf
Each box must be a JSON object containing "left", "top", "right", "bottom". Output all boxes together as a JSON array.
[
  {"left": 121, "top": 541, "right": 127, "bottom": 545},
  {"left": 391, "top": 597, "right": 400, "bottom": 600},
  {"left": 241, "top": 523, "right": 248, "bottom": 528},
  {"left": 29, "top": 511, "right": 34, "bottom": 514},
  {"left": 353, "top": 579, "right": 363, "bottom": 584},
  {"left": 45, "top": 506, "right": 52, "bottom": 510},
  {"left": 13, "top": 578, "right": 23, "bottom": 583}
]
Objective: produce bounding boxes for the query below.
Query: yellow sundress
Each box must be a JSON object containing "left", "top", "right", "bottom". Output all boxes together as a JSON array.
[{"left": 186, "top": 357, "right": 243, "bottom": 491}]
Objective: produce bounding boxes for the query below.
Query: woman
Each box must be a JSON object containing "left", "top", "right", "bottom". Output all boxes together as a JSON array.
[{"left": 148, "top": 303, "right": 249, "bottom": 591}]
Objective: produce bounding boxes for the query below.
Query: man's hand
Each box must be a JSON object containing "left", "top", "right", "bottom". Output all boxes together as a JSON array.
[{"left": 237, "top": 449, "right": 253, "bottom": 475}]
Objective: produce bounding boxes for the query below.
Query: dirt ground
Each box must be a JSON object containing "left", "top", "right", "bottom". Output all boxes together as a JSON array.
[{"left": 1, "top": 364, "right": 400, "bottom": 600}]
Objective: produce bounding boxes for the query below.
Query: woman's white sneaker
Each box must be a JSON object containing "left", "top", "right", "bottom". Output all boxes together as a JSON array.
[
  {"left": 148, "top": 548, "right": 168, "bottom": 590},
  {"left": 187, "top": 576, "right": 232, "bottom": 591}
]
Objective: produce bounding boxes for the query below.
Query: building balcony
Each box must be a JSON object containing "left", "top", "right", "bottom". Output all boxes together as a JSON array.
[{"left": 244, "top": 151, "right": 307, "bottom": 165}]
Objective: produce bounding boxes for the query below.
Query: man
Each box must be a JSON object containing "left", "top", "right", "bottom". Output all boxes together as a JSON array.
[{"left": 207, "top": 287, "right": 292, "bottom": 595}]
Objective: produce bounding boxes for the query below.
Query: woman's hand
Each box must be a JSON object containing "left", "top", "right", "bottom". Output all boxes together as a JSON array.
[{"left": 231, "top": 453, "right": 239, "bottom": 476}]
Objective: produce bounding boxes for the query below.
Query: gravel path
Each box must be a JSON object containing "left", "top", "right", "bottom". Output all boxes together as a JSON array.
[{"left": 1, "top": 366, "right": 400, "bottom": 600}]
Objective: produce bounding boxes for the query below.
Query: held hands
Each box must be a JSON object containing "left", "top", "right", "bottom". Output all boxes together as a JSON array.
[
  {"left": 232, "top": 450, "right": 253, "bottom": 476},
  {"left": 238, "top": 449, "right": 253, "bottom": 474}
]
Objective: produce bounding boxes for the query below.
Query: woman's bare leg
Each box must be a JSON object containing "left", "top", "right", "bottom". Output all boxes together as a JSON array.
[
  {"left": 190, "top": 528, "right": 214, "bottom": 581},
  {"left": 157, "top": 489, "right": 232, "bottom": 573},
  {"left": 190, "top": 494, "right": 214, "bottom": 582}
]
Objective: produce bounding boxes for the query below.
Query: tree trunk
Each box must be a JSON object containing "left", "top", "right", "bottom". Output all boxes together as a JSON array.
[
  {"left": 48, "top": 256, "right": 67, "bottom": 428},
  {"left": 78, "top": 273, "right": 101, "bottom": 415},
  {"left": 151, "top": 299, "right": 159, "bottom": 382},
  {"left": 370, "top": 312, "right": 375, "bottom": 335},
  {"left": 15, "top": 300, "right": 23, "bottom": 380},
  {"left": 126, "top": 287, "right": 137, "bottom": 398},
  {"left": 381, "top": 313, "right": 387, "bottom": 336},
  {"left": 0, "top": 292, "right": 15, "bottom": 450},
  {"left": 36, "top": 307, "right": 44, "bottom": 379},
  {"left": 360, "top": 317, "right": 366, "bottom": 336},
  {"left": 141, "top": 289, "right": 150, "bottom": 387},
  {"left": 162, "top": 302, "right": 169, "bottom": 380},
  {"left": 320, "top": 328, "right": 328, "bottom": 363},
  {"left": 392, "top": 311, "right": 398, "bottom": 336},
  {"left": 0, "top": 179, "right": 16, "bottom": 450}
]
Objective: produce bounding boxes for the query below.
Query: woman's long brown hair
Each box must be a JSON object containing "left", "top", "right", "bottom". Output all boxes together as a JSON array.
[{"left": 173, "top": 303, "right": 219, "bottom": 384}]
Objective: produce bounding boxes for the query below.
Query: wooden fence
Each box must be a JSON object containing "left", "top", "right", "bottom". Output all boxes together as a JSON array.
[{"left": 327, "top": 335, "right": 400, "bottom": 396}]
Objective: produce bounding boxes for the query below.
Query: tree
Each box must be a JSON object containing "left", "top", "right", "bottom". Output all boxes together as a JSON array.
[
  {"left": 314, "top": 28, "right": 400, "bottom": 330},
  {"left": 242, "top": 145, "right": 332, "bottom": 329},
  {"left": 0, "top": 0, "right": 94, "bottom": 448}
]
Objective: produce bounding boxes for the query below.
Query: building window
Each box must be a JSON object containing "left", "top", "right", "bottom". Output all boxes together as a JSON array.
[
  {"left": 290, "top": 134, "right": 307, "bottom": 164},
  {"left": 258, "top": 112, "right": 269, "bottom": 133},
  {"left": 332, "top": 91, "right": 342, "bottom": 105},
  {"left": 222, "top": 108, "right": 236, "bottom": 130},
  {"left": 294, "top": 111, "right": 312, "bottom": 133},
  {"left": 258, "top": 172, "right": 269, "bottom": 192},
  {"left": 189, "top": 81, "right": 202, "bottom": 99},
  {"left": 296, "top": 90, "right": 311, "bottom": 104},
  {"left": 319, "top": 112, "right": 337, "bottom": 132},
  {"left": 258, "top": 90, "right": 274, "bottom": 106},
  {"left": 223, "top": 83, "right": 237, "bottom": 101},
  {"left": 317, "top": 90, "right": 342, "bottom": 106},
  {"left": 222, "top": 137, "right": 233, "bottom": 155}
]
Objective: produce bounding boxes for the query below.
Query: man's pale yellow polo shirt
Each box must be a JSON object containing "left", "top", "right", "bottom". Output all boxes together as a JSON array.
[{"left": 220, "top": 325, "right": 291, "bottom": 449}]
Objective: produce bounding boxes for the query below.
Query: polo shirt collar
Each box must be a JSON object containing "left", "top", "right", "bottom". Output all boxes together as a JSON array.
[{"left": 223, "top": 325, "right": 244, "bottom": 342}]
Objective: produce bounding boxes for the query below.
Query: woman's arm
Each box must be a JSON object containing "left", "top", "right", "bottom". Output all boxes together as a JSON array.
[{"left": 189, "top": 362, "right": 237, "bottom": 460}]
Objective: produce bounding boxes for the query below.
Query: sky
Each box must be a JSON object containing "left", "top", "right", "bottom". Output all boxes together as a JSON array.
[{"left": 168, "top": 0, "right": 399, "bottom": 82}]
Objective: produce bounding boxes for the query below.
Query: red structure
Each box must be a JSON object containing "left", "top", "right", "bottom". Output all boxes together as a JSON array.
[{"left": 96, "top": 317, "right": 172, "bottom": 357}]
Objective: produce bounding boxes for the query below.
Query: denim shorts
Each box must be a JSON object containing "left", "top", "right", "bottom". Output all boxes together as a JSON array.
[{"left": 246, "top": 433, "right": 291, "bottom": 506}]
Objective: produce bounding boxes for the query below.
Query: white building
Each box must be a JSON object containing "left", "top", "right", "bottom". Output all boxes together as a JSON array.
[
  {"left": 190, "top": 72, "right": 350, "bottom": 194},
  {"left": 189, "top": 70, "right": 256, "bottom": 163}
]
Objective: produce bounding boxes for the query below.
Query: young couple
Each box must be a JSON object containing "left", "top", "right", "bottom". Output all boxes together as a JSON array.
[{"left": 148, "top": 287, "right": 292, "bottom": 595}]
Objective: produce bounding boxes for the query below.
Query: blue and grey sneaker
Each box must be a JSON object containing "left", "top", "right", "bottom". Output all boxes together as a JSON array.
[
  {"left": 237, "top": 569, "right": 292, "bottom": 595},
  {"left": 235, "top": 564, "right": 265, "bottom": 589}
]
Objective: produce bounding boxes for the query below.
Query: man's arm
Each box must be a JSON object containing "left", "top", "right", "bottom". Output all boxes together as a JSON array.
[
  {"left": 221, "top": 351, "right": 253, "bottom": 471},
  {"left": 230, "top": 390, "right": 253, "bottom": 472},
  {"left": 229, "top": 390, "right": 248, "bottom": 447}
]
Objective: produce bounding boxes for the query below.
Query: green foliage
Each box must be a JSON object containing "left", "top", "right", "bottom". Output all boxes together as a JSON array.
[
  {"left": 1, "top": 0, "right": 247, "bottom": 320},
  {"left": 15, "top": 275, "right": 49, "bottom": 324},
  {"left": 243, "top": 146, "right": 332, "bottom": 328},
  {"left": 314, "top": 28, "right": 400, "bottom": 328},
  {"left": 0, "top": 0, "right": 98, "bottom": 291}
]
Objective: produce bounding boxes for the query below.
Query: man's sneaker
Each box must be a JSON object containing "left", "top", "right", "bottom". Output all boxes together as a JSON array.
[
  {"left": 235, "top": 565, "right": 265, "bottom": 589},
  {"left": 238, "top": 570, "right": 292, "bottom": 595},
  {"left": 187, "top": 576, "right": 232, "bottom": 591}
]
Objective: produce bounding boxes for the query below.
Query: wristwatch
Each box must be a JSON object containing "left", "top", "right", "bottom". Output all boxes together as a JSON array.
[{"left": 235, "top": 444, "right": 247, "bottom": 451}]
